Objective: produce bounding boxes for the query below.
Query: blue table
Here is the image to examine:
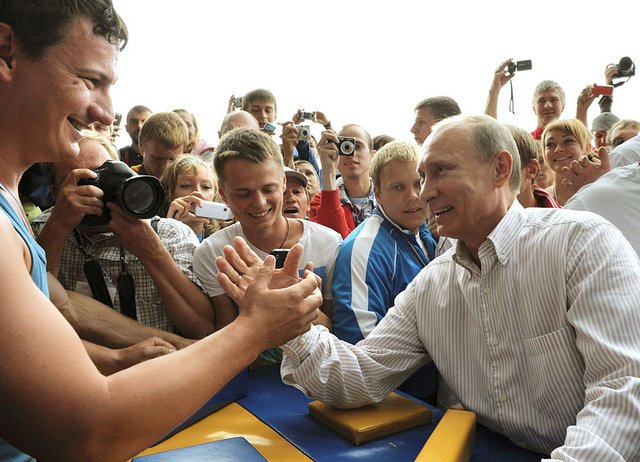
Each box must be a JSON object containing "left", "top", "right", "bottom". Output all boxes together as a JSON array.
[{"left": 239, "top": 366, "right": 545, "bottom": 461}]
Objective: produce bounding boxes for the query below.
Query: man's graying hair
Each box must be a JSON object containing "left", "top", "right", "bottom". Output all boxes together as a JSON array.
[
  {"left": 430, "top": 115, "right": 521, "bottom": 193},
  {"left": 0, "top": 0, "right": 128, "bottom": 58}
]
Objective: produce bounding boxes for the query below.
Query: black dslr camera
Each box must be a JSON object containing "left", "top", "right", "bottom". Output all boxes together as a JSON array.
[
  {"left": 507, "top": 59, "right": 532, "bottom": 75},
  {"left": 614, "top": 56, "right": 635, "bottom": 78},
  {"left": 78, "top": 160, "right": 164, "bottom": 226}
]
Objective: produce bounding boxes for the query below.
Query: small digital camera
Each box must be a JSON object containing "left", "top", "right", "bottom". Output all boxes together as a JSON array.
[
  {"left": 269, "top": 248, "right": 289, "bottom": 269},
  {"left": 113, "top": 112, "right": 122, "bottom": 127},
  {"left": 507, "top": 59, "right": 532, "bottom": 75},
  {"left": 338, "top": 136, "right": 356, "bottom": 156},
  {"left": 262, "top": 122, "right": 277, "bottom": 134},
  {"left": 297, "top": 125, "right": 311, "bottom": 141},
  {"left": 300, "top": 111, "right": 316, "bottom": 122},
  {"left": 194, "top": 201, "right": 233, "bottom": 220},
  {"left": 234, "top": 96, "right": 243, "bottom": 108}
]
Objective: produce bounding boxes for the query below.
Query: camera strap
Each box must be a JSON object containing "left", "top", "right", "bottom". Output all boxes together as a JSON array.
[
  {"left": 73, "top": 229, "right": 137, "bottom": 320},
  {"left": 612, "top": 76, "right": 631, "bottom": 88},
  {"left": 73, "top": 229, "right": 114, "bottom": 308},
  {"left": 508, "top": 80, "right": 516, "bottom": 114},
  {"left": 117, "top": 246, "right": 137, "bottom": 320}
]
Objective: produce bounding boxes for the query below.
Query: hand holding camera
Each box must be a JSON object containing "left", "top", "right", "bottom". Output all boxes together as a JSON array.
[
  {"left": 51, "top": 168, "right": 105, "bottom": 232},
  {"left": 228, "top": 94, "right": 241, "bottom": 114},
  {"left": 317, "top": 129, "right": 340, "bottom": 170},
  {"left": 77, "top": 160, "right": 164, "bottom": 228},
  {"left": 167, "top": 192, "right": 216, "bottom": 226}
]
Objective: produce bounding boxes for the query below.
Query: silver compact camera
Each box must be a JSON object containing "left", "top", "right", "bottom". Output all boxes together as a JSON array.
[
  {"left": 300, "top": 111, "right": 316, "bottom": 122},
  {"left": 338, "top": 136, "right": 356, "bottom": 156},
  {"left": 297, "top": 125, "right": 311, "bottom": 141}
]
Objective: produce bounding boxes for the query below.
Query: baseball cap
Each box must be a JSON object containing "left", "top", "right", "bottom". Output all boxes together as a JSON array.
[
  {"left": 592, "top": 112, "right": 620, "bottom": 132},
  {"left": 284, "top": 166, "right": 308, "bottom": 187}
]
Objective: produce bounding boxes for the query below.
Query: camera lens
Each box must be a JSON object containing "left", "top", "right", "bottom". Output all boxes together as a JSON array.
[
  {"left": 616, "top": 57, "right": 635, "bottom": 78},
  {"left": 120, "top": 177, "right": 164, "bottom": 218},
  {"left": 340, "top": 140, "right": 355, "bottom": 155}
]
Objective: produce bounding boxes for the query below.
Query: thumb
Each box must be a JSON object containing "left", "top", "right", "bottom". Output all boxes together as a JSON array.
[
  {"left": 597, "top": 146, "right": 610, "bottom": 168},
  {"left": 250, "top": 254, "right": 276, "bottom": 292}
]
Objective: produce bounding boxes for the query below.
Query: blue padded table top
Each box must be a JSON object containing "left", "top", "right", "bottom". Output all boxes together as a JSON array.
[{"left": 238, "top": 366, "right": 545, "bottom": 462}]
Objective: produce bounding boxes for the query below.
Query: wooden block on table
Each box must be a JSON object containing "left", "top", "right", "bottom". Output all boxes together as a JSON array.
[{"left": 308, "top": 392, "right": 432, "bottom": 446}]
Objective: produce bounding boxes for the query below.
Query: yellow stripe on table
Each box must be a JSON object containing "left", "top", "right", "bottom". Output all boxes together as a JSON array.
[{"left": 131, "top": 403, "right": 312, "bottom": 461}]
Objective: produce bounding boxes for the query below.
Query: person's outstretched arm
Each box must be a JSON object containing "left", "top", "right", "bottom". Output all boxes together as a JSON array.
[{"left": 0, "top": 213, "right": 321, "bottom": 462}]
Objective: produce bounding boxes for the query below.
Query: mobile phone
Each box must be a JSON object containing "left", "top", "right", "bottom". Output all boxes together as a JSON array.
[
  {"left": 262, "top": 122, "right": 277, "bottom": 134},
  {"left": 269, "top": 248, "right": 289, "bottom": 269},
  {"left": 194, "top": 201, "right": 233, "bottom": 220},
  {"left": 592, "top": 85, "right": 614, "bottom": 96},
  {"left": 113, "top": 112, "right": 122, "bottom": 127}
]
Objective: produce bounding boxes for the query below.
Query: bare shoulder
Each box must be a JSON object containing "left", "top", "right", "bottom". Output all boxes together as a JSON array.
[{"left": 0, "top": 210, "right": 31, "bottom": 271}]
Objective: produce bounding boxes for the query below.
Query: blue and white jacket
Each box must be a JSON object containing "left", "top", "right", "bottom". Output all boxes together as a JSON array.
[{"left": 332, "top": 207, "right": 436, "bottom": 344}]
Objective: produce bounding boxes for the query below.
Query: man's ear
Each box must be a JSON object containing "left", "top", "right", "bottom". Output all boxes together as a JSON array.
[
  {"left": 0, "top": 23, "right": 16, "bottom": 82},
  {"left": 373, "top": 184, "right": 381, "bottom": 203},
  {"left": 525, "top": 158, "right": 540, "bottom": 182},
  {"left": 494, "top": 150, "right": 513, "bottom": 188}
]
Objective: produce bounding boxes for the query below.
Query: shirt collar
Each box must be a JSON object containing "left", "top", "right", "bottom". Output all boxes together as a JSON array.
[
  {"left": 452, "top": 200, "right": 523, "bottom": 274},
  {"left": 336, "top": 176, "right": 376, "bottom": 206},
  {"left": 376, "top": 205, "right": 420, "bottom": 237}
]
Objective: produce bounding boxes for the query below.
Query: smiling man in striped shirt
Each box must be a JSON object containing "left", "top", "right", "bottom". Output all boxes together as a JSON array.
[{"left": 241, "top": 114, "right": 640, "bottom": 460}]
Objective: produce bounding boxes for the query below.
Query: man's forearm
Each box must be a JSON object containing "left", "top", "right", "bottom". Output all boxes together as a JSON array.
[
  {"left": 484, "top": 85, "right": 501, "bottom": 119},
  {"left": 138, "top": 245, "right": 215, "bottom": 338},
  {"left": 65, "top": 290, "right": 194, "bottom": 349}
]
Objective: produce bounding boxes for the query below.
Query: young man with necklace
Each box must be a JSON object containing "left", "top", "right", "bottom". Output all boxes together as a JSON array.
[{"left": 193, "top": 128, "right": 341, "bottom": 349}]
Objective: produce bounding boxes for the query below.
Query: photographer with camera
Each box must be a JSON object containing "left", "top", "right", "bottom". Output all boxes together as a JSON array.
[
  {"left": 485, "top": 58, "right": 565, "bottom": 140},
  {"left": 310, "top": 124, "right": 376, "bottom": 239},
  {"left": 32, "top": 131, "right": 215, "bottom": 339},
  {"left": 280, "top": 109, "right": 325, "bottom": 176}
]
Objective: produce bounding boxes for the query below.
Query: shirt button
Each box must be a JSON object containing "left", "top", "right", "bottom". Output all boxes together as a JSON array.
[
  {"left": 298, "top": 337, "right": 306, "bottom": 346},
  {"left": 491, "top": 338, "right": 499, "bottom": 346},
  {"left": 500, "top": 393, "right": 508, "bottom": 402},
  {"left": 483, "top": 287, "right": 491, "bottom": 294}
]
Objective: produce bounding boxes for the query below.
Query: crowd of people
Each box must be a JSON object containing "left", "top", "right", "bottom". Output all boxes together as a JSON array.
[{"left": 1, "top": 1, "right": 640, "bottom": 461}]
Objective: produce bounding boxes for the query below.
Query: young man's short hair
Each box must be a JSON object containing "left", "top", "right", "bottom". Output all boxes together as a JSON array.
[
  {"left": 138, "top": 112, "right": 189, "bottom": 150},
  {"left": 372, "top": 134, "right": 395, "bottom": 151},
  {"left": 242, "top": 88, "right": 277, "bottom": 113},
  {"left": 127, "top": 105, "right": 152, "bottom": 119},
  {"left": 0, "top": 0, "right": 128, "bottom": 58},
  {"left": 214, "top": 128, "right": 284, "bottom": 184},
  {"left": 414, "top": 96, "right": 461, "bottom": 120},
  {"left": 370, "top": 141, "right": 418, "bottom": 190},
  {"left": 506, "top": 124, "right": 539, "bottom": 167},
  {"left": 340, "top": 124, "right": 374, "bottom": 151}
]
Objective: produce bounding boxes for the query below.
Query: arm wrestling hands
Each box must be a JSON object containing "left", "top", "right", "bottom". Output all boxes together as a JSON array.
[{"left": 216, "top": 236, "right": 323, "bottom": 345}]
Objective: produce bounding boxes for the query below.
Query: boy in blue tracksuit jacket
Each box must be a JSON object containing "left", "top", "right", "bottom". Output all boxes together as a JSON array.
[{"left": 330, "top": 140, "right": 440, "bottom": 401}]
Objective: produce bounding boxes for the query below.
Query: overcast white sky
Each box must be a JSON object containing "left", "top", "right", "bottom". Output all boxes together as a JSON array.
[{"left": 110, "top": 0, "right": 640, "bottom": 149}]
